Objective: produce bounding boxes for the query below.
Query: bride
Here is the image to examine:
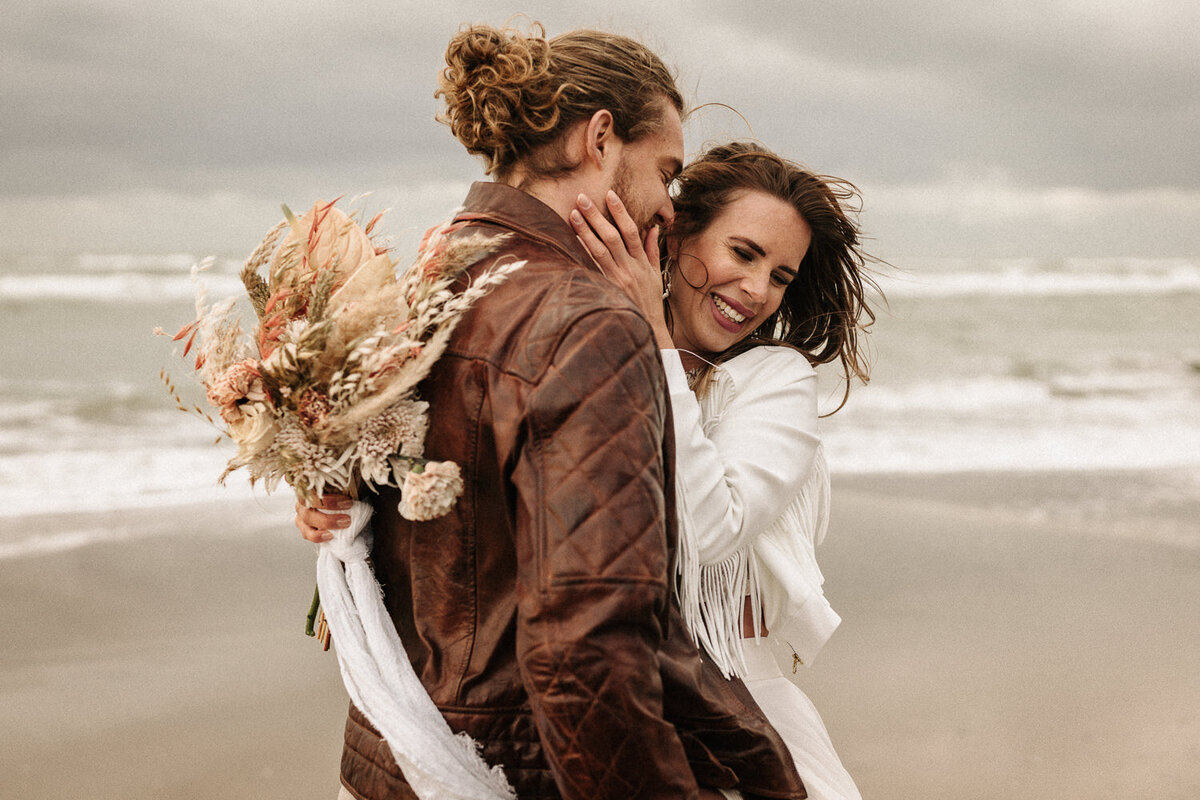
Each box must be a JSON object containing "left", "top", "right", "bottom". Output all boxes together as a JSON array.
[{"left": 569, "top": 141, "right": 877, "bottom": 800}]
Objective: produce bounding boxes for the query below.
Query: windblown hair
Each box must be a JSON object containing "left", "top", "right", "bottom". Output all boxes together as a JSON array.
[
  {"left": 436, "top": 22, "right": 684, "bottom": 182},
  {"left": 668, "top": 142, "right": 881, "bottom": 413}
]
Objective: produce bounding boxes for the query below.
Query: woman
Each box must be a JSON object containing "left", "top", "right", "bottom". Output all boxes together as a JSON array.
[{"left": 568, "top": 141, "right": 876, "bottom": 800}]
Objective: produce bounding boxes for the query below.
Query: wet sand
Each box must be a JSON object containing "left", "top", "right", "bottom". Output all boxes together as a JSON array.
[
  {"left": 2, "top": 474, "right": 1198, "bottom": 798},
  {"left": 808, "top": 474, "right": 1200, "bottom": 799},
  {"left": 0, "top": 499, "right": 348, "bottom": 798}
]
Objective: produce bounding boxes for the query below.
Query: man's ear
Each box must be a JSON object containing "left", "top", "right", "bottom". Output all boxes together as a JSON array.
[{"left": 583, "top": 109, "right": 617, "bottom": 170}]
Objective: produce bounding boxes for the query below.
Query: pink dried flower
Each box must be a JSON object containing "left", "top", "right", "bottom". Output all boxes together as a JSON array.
[
  {"left": 207, "top": 360, "right": 267, "bottom": 421},
  {"left": 276, "top": 201, "right": 375, "bottom": 282}
]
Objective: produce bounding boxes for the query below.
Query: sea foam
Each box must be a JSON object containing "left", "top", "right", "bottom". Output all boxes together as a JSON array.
[
  {"left": 0, "top": 272, "right": 244, "bottom": 303},
  {"left": 881, "top": 257, "right": 1200, "bottom": 297}
]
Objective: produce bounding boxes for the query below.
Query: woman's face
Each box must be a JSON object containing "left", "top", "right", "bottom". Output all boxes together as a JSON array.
[{"left": 666, "top": 190, "right": 812, "bottom": 360}]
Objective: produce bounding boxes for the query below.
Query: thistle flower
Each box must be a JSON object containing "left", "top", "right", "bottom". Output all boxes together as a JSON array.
[
  {"left": 297, "top": 389, "right": 333, "bottom": 429},
  {"left": 274, "top": 418, "right": 346, "bottom": 501}
]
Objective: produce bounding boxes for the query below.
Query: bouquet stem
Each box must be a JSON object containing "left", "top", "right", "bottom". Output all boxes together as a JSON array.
[{"left": 305, "top": 583, "right": 321, "bottom": 637}]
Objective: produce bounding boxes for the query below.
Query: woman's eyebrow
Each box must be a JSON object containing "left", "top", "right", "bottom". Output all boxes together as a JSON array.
[{"left": 730, "top": 235, "right": 766, "bottom": 257}]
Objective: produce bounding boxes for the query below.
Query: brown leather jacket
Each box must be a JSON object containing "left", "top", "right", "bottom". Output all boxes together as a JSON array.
[{"left": 340, "top": 183, "right": 805, "bottom": 800}]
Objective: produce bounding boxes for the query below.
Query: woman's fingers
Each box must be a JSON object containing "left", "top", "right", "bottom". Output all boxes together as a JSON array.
[
  {"left": 295, "top": 509, "right": 328, "bottom": 543},
  {"left": 570, "top": 192, "right": 646, "bottom": 264},
  {"left": 603, "top": 191, "right": 646, "bottom": 258},
  {"left": 570, "top": 207, "right": 615, "bottom": 274},
  {"left": 577, "top": 193, "right": 629, "bottom": 259},
  {"left": 294, "top": 495, "right": 353, "bottom": 542},
  {"left": 314, "top": 493, "right": 352, "bottom": 510},
  {"left": 643, "top": 225, "right": 661, "bottom": 272}
]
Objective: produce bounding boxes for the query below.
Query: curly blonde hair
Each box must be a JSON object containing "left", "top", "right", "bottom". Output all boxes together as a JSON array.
[{"left": 436, "top": 23, "right": 684, "bottom": 182}]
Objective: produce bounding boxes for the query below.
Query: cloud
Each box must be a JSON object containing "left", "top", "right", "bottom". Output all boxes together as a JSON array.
[
  {"left": 672, "top": 1, "right": 1200, "bottom": 190},
  {"left": 0, "top": 180, "right": 473, "bottom": 256},
  {"left": 865, "top": 172, "right": 1200, "bottom": 257},
  {"left": 0, "top": 1, "right": 1197, "bottom": 254}
]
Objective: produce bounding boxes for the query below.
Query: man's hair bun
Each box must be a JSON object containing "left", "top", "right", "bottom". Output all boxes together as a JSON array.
[
  {"left": 436, "top": 23, "right": 684, "bottom": 181},
  {"left": 436, "top": 24, "right": 563, "bottom": 175}
]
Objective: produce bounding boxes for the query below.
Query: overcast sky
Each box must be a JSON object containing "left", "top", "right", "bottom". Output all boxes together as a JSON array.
[{"left": 3, "top": 0, "right": 1198, "bottom": 258}]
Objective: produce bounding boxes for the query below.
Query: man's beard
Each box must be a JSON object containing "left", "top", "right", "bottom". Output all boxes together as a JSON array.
[{"left": 610, "top": 158, "right": 653, "bottom": 235}]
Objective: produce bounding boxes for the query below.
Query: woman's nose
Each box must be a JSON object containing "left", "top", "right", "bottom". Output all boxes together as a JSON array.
[{"left": 742, "top": 269, "right": 770, "bottom": 302}]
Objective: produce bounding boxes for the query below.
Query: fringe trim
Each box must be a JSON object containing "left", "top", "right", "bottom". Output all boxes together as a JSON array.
[
  {"left": 675, "top": 443, "right": 830, "bottom": 680},
  {"left": 808, "top": 444, "right": 831, "bottom": 548},
  {"left": 675, "top": 467, "right": 761, "bottom": 679}
]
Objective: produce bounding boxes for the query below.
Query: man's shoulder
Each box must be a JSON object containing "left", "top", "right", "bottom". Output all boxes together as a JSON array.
[
  {"left": 477, "top": 224, "right": 628, "bottom": 306},
  {"left": 456, "top": 233, "right": 654, "bottom": 383},
  {"left": 518, "top": 260, "right": 646, "bottom": 334}
]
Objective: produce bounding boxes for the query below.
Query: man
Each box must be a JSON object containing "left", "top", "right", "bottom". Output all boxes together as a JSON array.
[{"left": 300, "top": 23, "right": 806, "bottom": 800}]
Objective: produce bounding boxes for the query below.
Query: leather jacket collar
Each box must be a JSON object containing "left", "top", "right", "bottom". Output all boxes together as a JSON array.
[{"left": 455, "top": 181, "right": 597, "bottom": 272}]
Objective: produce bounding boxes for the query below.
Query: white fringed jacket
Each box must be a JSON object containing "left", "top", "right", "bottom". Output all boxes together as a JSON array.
[{"left": 663, "top": 345, "right": 841, "bottom": 679}]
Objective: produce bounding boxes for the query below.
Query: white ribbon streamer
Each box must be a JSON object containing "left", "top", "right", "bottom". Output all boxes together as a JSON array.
[{"left": 316, "top": 500, "right": 515, "bottom": 800}]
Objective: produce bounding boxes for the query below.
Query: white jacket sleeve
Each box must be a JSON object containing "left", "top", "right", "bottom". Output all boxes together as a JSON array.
[{"left": 661, "top": 347, "right": 821, "bottom": 565}]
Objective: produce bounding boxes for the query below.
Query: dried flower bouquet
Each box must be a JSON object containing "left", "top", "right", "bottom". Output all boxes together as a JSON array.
[{"left": 162, "top": 199, "right": 522, "bottom": 519}]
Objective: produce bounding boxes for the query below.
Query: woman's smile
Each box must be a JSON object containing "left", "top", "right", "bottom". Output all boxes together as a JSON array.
[
  {"left": 667, "top": 190, "right": 812, "bottom": 360},
  {"left": 710, "top": 292, "right": 751, "bottom": 330}
]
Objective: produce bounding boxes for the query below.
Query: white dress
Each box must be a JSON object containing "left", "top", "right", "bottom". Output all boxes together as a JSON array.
[{"left": 662, "top": 346, "right": 862, "bottom": 800}]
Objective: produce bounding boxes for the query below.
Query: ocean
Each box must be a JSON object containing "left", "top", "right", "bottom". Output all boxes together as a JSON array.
[{"left": 2, "top": 250, "right": 1198, "bottom": 557}]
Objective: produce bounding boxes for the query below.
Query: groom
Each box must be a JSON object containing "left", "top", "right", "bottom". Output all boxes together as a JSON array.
[{"left": 301, "top": 23, "right": 805, "bottom": 800}]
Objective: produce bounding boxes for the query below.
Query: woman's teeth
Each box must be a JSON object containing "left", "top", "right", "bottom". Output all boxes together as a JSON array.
[{"left": 712, "top": 294, "right": 747, "bottom": 324}]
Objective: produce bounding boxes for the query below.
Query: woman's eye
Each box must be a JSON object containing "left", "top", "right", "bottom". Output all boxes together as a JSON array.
[
  {"left": 771, "top": 272, "right": 792, "bottom": 286},
  {"left": 731, "top": 246, "right": 752, "bottom": 261}
]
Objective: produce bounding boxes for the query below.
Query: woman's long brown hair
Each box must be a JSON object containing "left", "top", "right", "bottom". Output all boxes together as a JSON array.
[{"left": 666, "top": 142, "right": 882, "bottom": 413}]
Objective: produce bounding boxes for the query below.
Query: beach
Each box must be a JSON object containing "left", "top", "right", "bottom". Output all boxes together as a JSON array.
[
  {"left": 3, "top": 473, "right": 1197, "bottom": 799},
  {"left": 812, "top": 474, "right": 1200, "bottom": 799},
  {"left": 0, "top": 498, "right": 349, "bottom": 798},
  {"left": 3, "top": 250, "right": 1197, "bottom": 796}
]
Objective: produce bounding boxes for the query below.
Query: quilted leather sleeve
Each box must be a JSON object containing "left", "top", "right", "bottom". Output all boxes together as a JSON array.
[{"left": 511, "top": 306, "right": 699, "bottom": 800}]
